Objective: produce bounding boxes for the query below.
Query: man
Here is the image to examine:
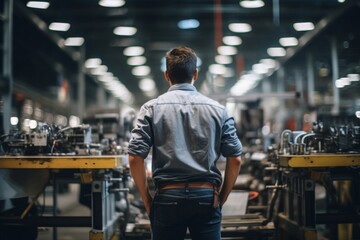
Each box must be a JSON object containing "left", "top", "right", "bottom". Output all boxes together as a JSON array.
[{"left": 128, "top": 46, "right": 242, "bottom": 240}]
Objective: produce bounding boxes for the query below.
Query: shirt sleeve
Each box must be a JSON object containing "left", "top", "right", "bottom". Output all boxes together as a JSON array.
[
  {"left": 128, "top": 103, "right": 153, "bottom": 159},
  {"left": 220, "top": 111, "right": 242, "bottom": 157}
]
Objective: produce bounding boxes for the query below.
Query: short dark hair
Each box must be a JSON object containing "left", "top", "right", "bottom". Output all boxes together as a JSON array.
[{"left": 166, "top": 46, "right": 197, "bottom": 84}]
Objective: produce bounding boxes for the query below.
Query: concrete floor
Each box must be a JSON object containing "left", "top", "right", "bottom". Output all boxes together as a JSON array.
[{"left": 36, "top": 184, "right": 92, "bottom": 240}]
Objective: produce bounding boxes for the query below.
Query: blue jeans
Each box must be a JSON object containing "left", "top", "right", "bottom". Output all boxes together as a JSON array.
[{"left": 149, "top": 188, "right": 222, "bottom": 240}]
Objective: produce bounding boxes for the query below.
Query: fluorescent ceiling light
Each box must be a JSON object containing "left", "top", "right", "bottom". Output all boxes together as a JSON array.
[
  {"left": 217, "top": 46, "right": 238, "bottom": 55},
  {"left": 209, "top": 64, "right": 227, "bottom": 75},
  {"left": 49, "top": 22, "right": 70, "bottom": 32},
  {"left": 123, "top": 46, "right": 145, "bottom": 56},
  {"left": 139, "top": 78, "right": 156, "bottom": 92},
  {"left": 85, "top": 58, "right": 102, "bottom": 68},
  {"left": 132, "top": 66, "right": 151, "bottom": 76},
  {"left": 26, "top": 1, "right": 50, "bottom": 9},
  {"left": 99, "top": 0, "right": 125, "bottom": 7},
  {"left": 252, "top": 63, "right": 269, "bottom": 75},
  {"left": 113, "top": 26, "right": 137, "bottom": 36},
  {"left": 279, "top": 37, "right": 298, "bottom": 47},
  {"left": 65, "top": 37, "right": 85, "bottom": 46},
  {"left": 127, "top": 56, "right": 147, "bottom": 66},
  {"left": 228, "top": 23, "right": 252, "bottom": 33},
  {"left": 293, "top": 22, "right": 314, "bottom": 31},
  {"left": 104, "top": 79, "right": 134, "bottom": 103},
  {"left": 98, "top": 75, "right": 114, "bottom": 83},
  {"left": 230, "top": 73, "right": 261, "bottom": 96},
  {"left": 267, "top": 47, "right": 286, "bottom": 57},
  {"left": 177, "top": 19, "right": 200, "bottom": 29},
  {"left": 239, "top": 0, "right": 264, "bottom": 8},
  {"left": 91, "top": 65, "right": 108, "bottom": 75},
  {"left": 260, "top": 58, "right": 278, "bottom": 69},
  {"left": 215, "top": 55, "right": 232, "bottom": 64},
  {"left": 223, "top": 36, "right": 242, "bottom": 46}
]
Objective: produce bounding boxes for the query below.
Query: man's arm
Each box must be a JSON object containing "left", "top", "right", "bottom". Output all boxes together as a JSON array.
[
  {"left": 219, "top": 156, "right": 242, "bottom": 206},
  {"left": 128, "top": 153, "right": 153, "bottom": 215}
]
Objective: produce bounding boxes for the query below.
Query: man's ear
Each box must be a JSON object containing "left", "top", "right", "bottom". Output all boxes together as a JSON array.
[
  {"left": 193, "top": 68, "right": 199, "bottom": 82},
  {"left": 164, "top": 70, "right": 171, "bottom": 83}
]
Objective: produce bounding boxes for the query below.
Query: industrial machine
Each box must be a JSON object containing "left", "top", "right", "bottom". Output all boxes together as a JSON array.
[
  {"left": 271, "top": 116, "right": 360, "bottom": 240},
  {"left": 0, "top": 108, "right": 135, "bottom": 240}
]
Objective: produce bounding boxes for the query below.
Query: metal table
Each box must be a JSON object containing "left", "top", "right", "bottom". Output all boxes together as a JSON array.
[
  {"left": 277, "top": 154, "right": 360, "bottom": 240},
  {"left": 0, "top": 155, "right": 126, "bottom": 240}
]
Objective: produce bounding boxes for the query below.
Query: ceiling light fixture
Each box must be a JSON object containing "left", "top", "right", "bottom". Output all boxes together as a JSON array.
[
  {"left": 91, "top": 65, "right": 108, "bottom": 75},
  {"left": 139, "top": 78, "right": 156, "bottom": 92},
  {"left": 259, "top": 58, "right": 278, "bottom": 69},
  {"left": 215, "top": 55, "right": 233, "bottom": 65},
  {"left": 228, "top": 23, "right": 252, "bottom": 33},
  {"left": 209, "top": 64, "right": 226, "bottom": 75},
  {"left": 177, "top": 19, "right": 200, "bottom": 29},
  {"left": 252, "top": 63, "right": 268, "bottom": 75},
  {"left": 217, "top": 46, "right": 238, "bottom": 55},
  {"left": 26, "top": 1, "right": 50, "bottom": 9},
  {"left": 127, "top": 56, "right": 147, "bottom": 66},
  {"left": 209, "top": 64, "right": 227, "bottom": 75},
  {"left": 279, "top": 37, "right": 298, "bottom": 47},
  {"left": 65, "top": 37, "right": 85, "bottom": 46},
  {"left": 49, "top": 22, "right": 70, "bottom": 32},
  {"left": 230, "top": 73, "right": 261, "bottom": 96},
  {"left": 239, "top": 0, "right": 264, "bottom": 8},
  {"left": 132, "top": 66, "right": 151, "bottom": 76},
  {"left": 293, "top": 22, "right": 315, "bottom": 31},
  {"left": 267, "top": 47, "right": 286, "bottom": 57},
  {"left": 85, "top": 58, "right": 102, "bottom": 68},
  {"left": 123, "top": 46, "right": 145, "bottom": 56},
  {"left": 113, "top": 26, "right": 137, "bottom": 36},
  {"left": 223, "top": 36, "right": 242, "bottom": 46},
  {"left": 99, "top": 0, "right": 125, "bottom": 7}
]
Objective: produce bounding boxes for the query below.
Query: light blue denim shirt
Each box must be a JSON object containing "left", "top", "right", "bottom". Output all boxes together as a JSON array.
[{"left": 128, "top": 83, "right": 242, "bottom": 186}]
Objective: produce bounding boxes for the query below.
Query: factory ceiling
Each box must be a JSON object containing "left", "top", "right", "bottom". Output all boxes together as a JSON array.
[{"left": 8, "top": 0, "right": 359, "bottom": 109}]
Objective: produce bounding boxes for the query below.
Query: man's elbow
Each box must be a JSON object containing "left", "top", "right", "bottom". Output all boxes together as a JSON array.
[{"left": 128, "top": 154, "right": 143, "bottom": 166}]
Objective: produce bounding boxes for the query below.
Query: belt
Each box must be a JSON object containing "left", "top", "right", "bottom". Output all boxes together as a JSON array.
[{"left": 158, "top": 182, "right": 220, "bottom": 208}]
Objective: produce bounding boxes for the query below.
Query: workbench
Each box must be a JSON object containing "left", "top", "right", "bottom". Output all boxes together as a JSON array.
[
  {"left": 0, "top": 155, "right": 127, "bottom": 240},
  {"left": 277, "top": 154, "right": 360, "bottom": 240}
]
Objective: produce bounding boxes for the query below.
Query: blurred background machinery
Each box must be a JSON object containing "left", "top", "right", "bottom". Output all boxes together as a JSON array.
[{"left": 0, "top": 107, "right": 136, "bottom": 240}]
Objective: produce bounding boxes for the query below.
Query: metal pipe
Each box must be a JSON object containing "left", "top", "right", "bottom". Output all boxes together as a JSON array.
[
  {"left": 301, "top": 133, "right": 316, "bottom": 145},
  {"left": 280, "top": 129, "right": 292, "bottom": 154}
]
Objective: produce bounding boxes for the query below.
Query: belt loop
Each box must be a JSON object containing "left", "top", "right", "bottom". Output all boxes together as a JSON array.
[
  {"left": 213, "top": 184, "right": 219, "bottom": 208},
  {"left": 185, "top": 181, "right": 189, "bottom": 193}
]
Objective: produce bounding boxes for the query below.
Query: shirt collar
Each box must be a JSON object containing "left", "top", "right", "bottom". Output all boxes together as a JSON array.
[{"left": 168, "top": 83, "right": 197, "bottom": 92}]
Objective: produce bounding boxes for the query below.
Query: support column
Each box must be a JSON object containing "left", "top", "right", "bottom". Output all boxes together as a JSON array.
[
  {"left": 1, "top": 0, "right": 13, "bottom": 134},
  {"left": 331, "top": 36, "right": 340, "bottom": 115},
  {"left": 77, "top": 46, "right": 86, "bottom": 121},
  {"left": 306, "top": 53, "right": 315, "bottom": 107}
]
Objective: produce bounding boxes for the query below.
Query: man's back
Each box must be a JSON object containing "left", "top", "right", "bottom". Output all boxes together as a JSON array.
[{"left": 149, "top": 83, "right": 227, "bottom": 185}]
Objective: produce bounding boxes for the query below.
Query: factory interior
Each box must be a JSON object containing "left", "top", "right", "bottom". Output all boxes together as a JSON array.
[{"left": 0, "top": 0, "right": 360, "bottom": 239}]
